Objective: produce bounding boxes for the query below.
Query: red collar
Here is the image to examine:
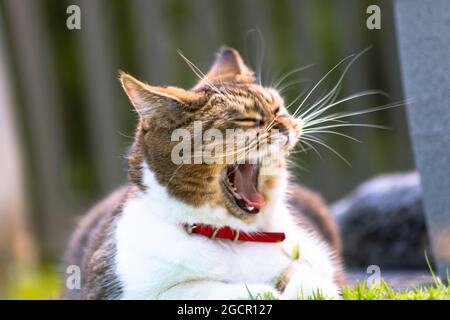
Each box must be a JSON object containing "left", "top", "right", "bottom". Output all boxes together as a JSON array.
[{"left": 184, "top": 223, "right": 285, "bottom": 243}]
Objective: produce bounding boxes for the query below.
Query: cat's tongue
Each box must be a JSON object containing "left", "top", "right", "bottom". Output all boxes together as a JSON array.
[{"left": 233, "top": 164, "right": 265, "bottom": 210}]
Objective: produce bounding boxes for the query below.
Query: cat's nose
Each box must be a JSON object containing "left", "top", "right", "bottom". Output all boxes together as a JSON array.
[
  {"left": 269, "top": 121, "right": 290, "bottom": 146},
  {"left": 270, "top": 121, "right": 289, "bottom": 135}
]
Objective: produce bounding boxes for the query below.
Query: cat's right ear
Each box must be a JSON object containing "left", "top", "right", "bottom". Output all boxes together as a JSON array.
[{"left": 120, "top": 72, "right": 203, "bottom": 118}]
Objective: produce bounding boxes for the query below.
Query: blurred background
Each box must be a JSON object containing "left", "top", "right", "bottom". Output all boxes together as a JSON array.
[{"left": 0, "top": 0, "right": 415, "bottom": 298}]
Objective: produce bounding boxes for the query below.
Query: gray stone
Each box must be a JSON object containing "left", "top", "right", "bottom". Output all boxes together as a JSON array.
[{"left": 332, "top": 172, "right": 434, "bottom": 269}]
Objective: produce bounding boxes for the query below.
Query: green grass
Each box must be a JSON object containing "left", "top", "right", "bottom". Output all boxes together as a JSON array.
[
  {"left": 249, "top": 253, "right": 450, "bottom": 300},
  {"left": 341, "top": 278, "right": 450, "bottom": 300},
  {"left": 252, "top": 256, "right": 450, "bottom": 300},
  {"left": 2, "top": 260, "right": 449, "bottom": 300},
  {"left": 247, "top": 278, "right": 450, "bottom": 300},
  {"left": 340, "top": 255, "right": 450, "bottom": 300},
  {"left": 4, "top": 270, "right": 450, "bottom": 300},
  {"left": 2, "top": 266, "right": 61, "bottom": 300}
]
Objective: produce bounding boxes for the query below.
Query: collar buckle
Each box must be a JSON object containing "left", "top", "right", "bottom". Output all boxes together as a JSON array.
[{"left": 185, "top": 223, "right": 197, "bottom": 234}]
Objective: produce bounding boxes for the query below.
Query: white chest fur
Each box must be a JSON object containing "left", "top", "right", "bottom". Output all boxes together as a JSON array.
[{"left": 114, "top": 165, "right": 338, "bottom": 299}]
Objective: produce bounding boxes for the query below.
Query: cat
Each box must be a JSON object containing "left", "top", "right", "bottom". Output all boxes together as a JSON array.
[{"left": 62, "top": 47, "right": 344, "bottom": 300}]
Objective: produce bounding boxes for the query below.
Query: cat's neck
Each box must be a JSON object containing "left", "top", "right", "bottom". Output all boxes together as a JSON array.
[{"left": 130, "top": 162, "right": 289, "bottom": 232}]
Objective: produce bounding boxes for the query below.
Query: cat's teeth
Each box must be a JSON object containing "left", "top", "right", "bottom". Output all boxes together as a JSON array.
[
  {"left": 246, "top": 206, "right": 254, "bottom": 211},
  {"left": 235, "top": 193, "right": 241, "bottom": 199}
]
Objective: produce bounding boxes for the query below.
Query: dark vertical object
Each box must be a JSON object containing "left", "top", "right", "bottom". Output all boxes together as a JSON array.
[
  {"left": 288, "top": 0, "right": 328, "bottom": 194},
  {"left": 289, "top": 0, "right": 319, "bottom": 77},
  {"left": 335, "top": 0, "right": 375, "bottom": 198},
  {"left": 193, "top": 0, "right": 221, "bottom": 66},
  {"left": 129, "top": 0, "right": 172, "bottom": 85},
  {"left": 240, "top": 0, "right": 275, "bottom": 84},
  {"left": 380, "top": 1, "right": 413, "bottom": 170},
  {"left": 394, "top": 0, "right": 450, "bottom": 276},
  {"left": 75, "top": 0, "right": 125, "bottom": 192}
]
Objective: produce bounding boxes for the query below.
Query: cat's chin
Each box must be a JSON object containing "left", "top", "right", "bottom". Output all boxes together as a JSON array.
[{"left": 220, "top": 161, "right": 267, "bottom": 217}]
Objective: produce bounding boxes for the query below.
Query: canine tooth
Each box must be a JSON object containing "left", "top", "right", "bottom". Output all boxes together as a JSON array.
[
  {"left": 247, "top": 206, "right": 254, "bottom": 211},
  {"left": 235, "top": 193, "right": 241, "bottom": 199}
]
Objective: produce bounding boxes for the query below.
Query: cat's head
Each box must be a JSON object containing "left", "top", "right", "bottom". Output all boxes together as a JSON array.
[{"left": 121, "top": 47, "right": 302, "bottom": 221}]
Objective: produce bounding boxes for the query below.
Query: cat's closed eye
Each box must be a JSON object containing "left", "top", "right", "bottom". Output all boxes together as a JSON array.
[{"left": 232, "top": 118, "right": 264, "bottom": 126}]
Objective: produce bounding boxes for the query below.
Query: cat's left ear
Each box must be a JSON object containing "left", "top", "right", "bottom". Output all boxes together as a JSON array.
[
  {"left": 120, "top": 72, "right": 204, "bottom": 119},
  {"left": 194, "top": 47, "right": 254, "bottom": 89}
]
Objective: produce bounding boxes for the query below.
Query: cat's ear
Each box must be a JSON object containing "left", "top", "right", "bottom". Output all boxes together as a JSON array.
[
  {"left": 120, "top": 72, "right": 203, "bottom": 118},
  {"left": 195, "top": 47, "right": 254, "bottom": 88}
]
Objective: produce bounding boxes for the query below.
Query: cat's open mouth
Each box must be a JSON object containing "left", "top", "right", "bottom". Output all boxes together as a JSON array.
[{"left": 221, "top": 162, "right": 265, "bottom": 214}]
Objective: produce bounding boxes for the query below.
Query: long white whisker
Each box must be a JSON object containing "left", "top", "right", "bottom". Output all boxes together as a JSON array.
[
  {"left": 302, "top": 130, "right": 361, "bottom": 143},
  {"left": 168, "top": 164, "right": 184, "bottom": 185},
  {"left": 291, "top": 57, "right": 351, "bottom": 118},
  {"left": 273, "top": 64, "right": 315, "bottom": 89},
  {"left": 286, "top": 90, "right": 308, "bottom": 111},
  {"left": 298, "top": 140, "right": 322, "bottom": 158},
  {"left": 177, "top": 50, "right": 229, "bottom": 99},
  {"left": 301, "top": 135, "right": 351, "bottom": 166},
  {"left": 295, "top": 47, "right": 372, "bottom": 119},
  {"left": 296, "top": 83, "right": 343, "bottom": 122},
  {"left": 277, "top": 79, "right": 310, "bottom": 95},
  {"left": 295, "top": 85, "right": 336, "bottom": 120},
  {"left": 302, "top": 89, "right": 389, "bottom": 125},
  {"left": 304, "top": 123, "right": 390, "bottom": 131},
  {"left": 303, "top": 100, "right": 405, "bottom": 128},
  {"left": 314, "top": 84, "right": 342, "bottom": 108}
]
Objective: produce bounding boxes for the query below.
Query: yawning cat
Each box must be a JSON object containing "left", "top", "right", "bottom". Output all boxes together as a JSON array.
[{"left": 62, "top": 47, "right": 344, "bottom": 300}]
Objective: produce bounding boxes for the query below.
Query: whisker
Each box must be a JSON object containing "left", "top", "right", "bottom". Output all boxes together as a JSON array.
[
  {"left": 284, "top": 85, "right": 313, "bottom": 116},
  {"left": 244, "top": 29, "right": 266, "bottom": 86},
  {"left": 277, "top": 78, "right": 310, "bottom": 95},
  {"left": 301, "top": 135, "right": 352, "bottom": 167},
  {"left": 297, "top": 83, "right": 342, "bottom": 121},
  {"left": 297, "top": 140, "right": 323, "bottom": 159},
  {"left": 286, "top": 89, "right": 309, "bottom": 111},
  {"left": 301, "top": 89, "right": 389, "bottom": 125},
  {"left": 285, "top": 157, "right": 307, "bottom": 172},
  {"left": 302, "top": 130, "right": 361, "bottom": 143},
  {"left": 177, "top": 50, "right": 230, "bottom": 99},
  {"left": 304, "top": 123, "right": 390, "bottom": 131},
  {"left": 168, "top": 164, "right": 184, "bottom": 185},
  {"left": 291, "top": 53, "right": 356, "bottom": 118},
  {"left": 294, "top": 47, "right": 372, "bottom": 119},
  {"left": 303, "top": 99, "right": 407, "bottom": 128},
  {"left": 265, "top": 86, "right": 310, "bottom": 133},
  {"left": 273, "top": 64, "right": 315, "bottom": 89}
]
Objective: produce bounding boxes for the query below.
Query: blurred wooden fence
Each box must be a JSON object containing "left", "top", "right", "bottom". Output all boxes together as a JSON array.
[
  {"left": 0, "top": 0, "right": 414, "bottom": 262},
  {"left": 0, "top": 11, "right": 35, "bottom": 288}
]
